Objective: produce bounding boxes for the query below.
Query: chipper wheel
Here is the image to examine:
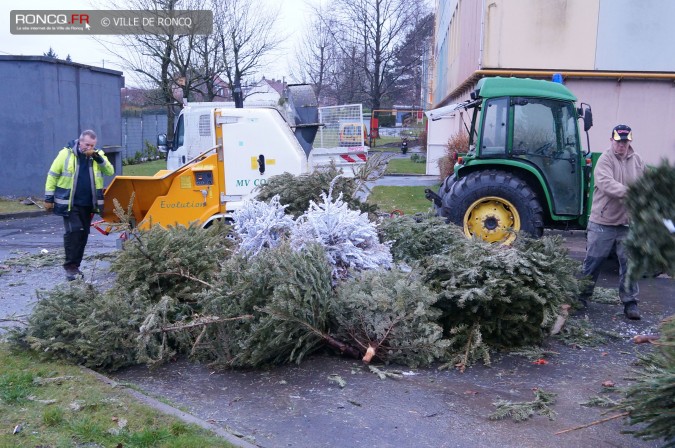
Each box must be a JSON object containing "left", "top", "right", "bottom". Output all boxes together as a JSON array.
[{"left": 442, "top": 170, "right": 544, "bottom": 244}]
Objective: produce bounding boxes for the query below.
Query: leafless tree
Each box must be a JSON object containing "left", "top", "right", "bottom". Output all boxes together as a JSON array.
[
  {"left": 95, "top": 0, "right": 183, "bottom": 138},
  {"left": 96, "top": 0, "right": 223, "bottom": 137},
  {"left": 213, "top": 0, "right": 283, "bottom": 107},
  {"left": 191, "top": 33, "right": 228, "bottom": 101},
  {"left": 291, "top": 10, "right": 346, "bottom": 105},
  {"left": 328, "top": 0, "right": 426, "bottom": 110},
  {"left": 332, "top": 42, "right": 368, "bottom": 105}
]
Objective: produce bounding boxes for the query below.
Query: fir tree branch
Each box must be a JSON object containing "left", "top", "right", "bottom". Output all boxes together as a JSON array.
[
  {"left": 0, "top": 316, "right": 29, "bottom": 325},
  {"left": 458, "top": 322, "right": 479, "bottom": 373},
  {"left": 158, "top": 270, "right": 214, "bottom": 288},
  {"left": 554, "top": 412, "right": 628, "bottom": 435},
  {"left": 144, "top": 315, "right": 253, "bottom": 334},
  {"left": 261, "top": 308, "right": 361, "bottom": 359},
  {"left": 190, "top": 325, "right": 208, "bottom": 357}
]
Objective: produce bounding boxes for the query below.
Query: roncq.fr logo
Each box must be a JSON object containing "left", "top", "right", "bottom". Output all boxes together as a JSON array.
[{"left": 14, "top": 13, "right": 90, "bottom": 25}]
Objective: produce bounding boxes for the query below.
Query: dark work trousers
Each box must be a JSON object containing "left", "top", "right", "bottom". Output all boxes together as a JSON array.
[
  {"left": 580, "top": 221, "right": 639, "bottom": 304},
  {"left": 63, "top": 205, "right": 93, "bottom": 271}
]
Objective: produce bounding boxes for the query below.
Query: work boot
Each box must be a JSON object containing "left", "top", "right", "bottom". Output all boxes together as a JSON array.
[
  {"left": 64, "top": 266, "right": 83, "bottom": 282},
  {"left": 624, "top": 301, "right": 641, "bottom": 320}
]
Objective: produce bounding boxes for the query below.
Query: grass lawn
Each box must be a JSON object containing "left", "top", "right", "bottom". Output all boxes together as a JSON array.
[
  {"left": 0, "top": 343, "right": 234, "bottom": 447},
  {"left": 122, "top": 159, "right": 167, "bottom": 176},
  {"left": 0, "top": 198, "right": 43, "bottom": 214},
  {"left": 367, "top": 185, "right": 438, "bottom": 215},
  {"left": 385, "top": 158, "right": 426, "bottom": 175},
  {"left": 370, "top": 136, "right": 402, "bottom": 147}
]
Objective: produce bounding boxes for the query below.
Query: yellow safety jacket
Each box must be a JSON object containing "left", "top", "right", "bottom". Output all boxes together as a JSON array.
[{"left": 45, "top": 145, "right": 114, "bottom": 216}]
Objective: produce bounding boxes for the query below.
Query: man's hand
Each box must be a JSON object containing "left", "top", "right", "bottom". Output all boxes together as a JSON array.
[
  {"left": 84, "top": 148, "right": 103, "bottom": 163},
  {"left": 44, "top": 202, "right": 54, "bottom": 212}
]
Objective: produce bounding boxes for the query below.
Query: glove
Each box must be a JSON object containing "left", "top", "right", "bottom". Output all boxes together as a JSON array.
[{"left": 44, "top": 202, "right": 54, "bottom": 212}]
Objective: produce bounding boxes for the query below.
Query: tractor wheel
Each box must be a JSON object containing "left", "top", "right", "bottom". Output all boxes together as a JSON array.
[
  {"left": 443, "top": 170, "right": 544, "bottom": 244},
  {"left": 434, "top": 175, "right": 455, "bottom": 214}
]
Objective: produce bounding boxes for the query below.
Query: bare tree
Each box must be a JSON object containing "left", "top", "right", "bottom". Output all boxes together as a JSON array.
[
  {"left": 331, "top": 0, "right": 425, "bottom": 110},
  {"left": 191, "top": 33, "right": 228, "bottom": 101},
  {"left": 291, "top": 13, "right": 340, "bottom": 105},
  {"left": 213, "top": 0, "right": 283, "bottom": 107},
  {"left": 95, "top": 0, "right": 180, "bottom": 139},
  {"left": 96, "top": 0, "right": 218, "bottom": 138},
  {"left": 331, "top": 41, "right": 368, "bottom": 105}
]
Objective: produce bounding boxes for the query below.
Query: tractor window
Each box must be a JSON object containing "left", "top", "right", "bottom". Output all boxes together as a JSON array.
[
  {"left": 512, "top": 98, "right": 581, "bottom": 215},
  {"left": 479, "top": 98, "right": 507, "bottom": 156},
  {"left": 512, "top": 99, "right": 556, "bottom": 156},
  {"left": 560, "top": 106, "right": 579, "bottom": 157}
]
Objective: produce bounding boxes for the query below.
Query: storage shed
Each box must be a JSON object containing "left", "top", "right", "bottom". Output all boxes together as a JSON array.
[{"left": 0, "top": 56, "right": 124, "bottom": 197}]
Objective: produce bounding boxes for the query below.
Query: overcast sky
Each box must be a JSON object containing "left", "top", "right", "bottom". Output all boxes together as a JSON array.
[{"left": 1, "top": 0, "right": 312, "bottom": 86}]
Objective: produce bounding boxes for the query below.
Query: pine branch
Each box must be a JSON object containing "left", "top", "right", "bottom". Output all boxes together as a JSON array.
[
  {"left": 489, "top": 389, "right": 558, "bottom": 422},
  {"left": 159, "top": 270, "right": 214, "bottom": 288},
  {"left": 554, "top": 412, "right": 628, "bottom": 435},
  {"left": 459, "top": 322, "right": 478, "bottom": 373},
  {"left": 260, "top": 307, "right": 360, "bottom": 359},
  {"left": 0, "top": 315, "right": 29, "bottom": 325},
  {"left": 143, "top": 315, "right": 253, "bottom": 334}
]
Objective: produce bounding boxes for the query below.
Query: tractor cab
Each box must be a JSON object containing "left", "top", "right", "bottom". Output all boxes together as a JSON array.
[{"left": 427, "top": 77, "right": 593, "bottom": 243}]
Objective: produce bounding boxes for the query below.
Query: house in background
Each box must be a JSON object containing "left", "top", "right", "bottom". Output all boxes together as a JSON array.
[
  {"left": 425, "top": 0, "right": 675, "bottom": 175},
  {"left": 244, "top": 77, "right": 286, "bottom": 106},
  {"left": 172, "top": 75, "right": 233, "bottom": 104}
]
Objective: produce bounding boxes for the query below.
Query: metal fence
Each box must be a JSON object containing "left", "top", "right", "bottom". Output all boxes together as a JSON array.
[
  {"left": 121, "top": 113, "right": 168, "bottom": 161},
  {"left": 309, "top": 104, "right": 367, "bottom": 177},
  {"left": 317, "top": 104, "right": 365, "bottom": 149}
]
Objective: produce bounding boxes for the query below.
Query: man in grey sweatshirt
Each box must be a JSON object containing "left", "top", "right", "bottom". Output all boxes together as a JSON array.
[{"left": 580, "top": 124, "right": 645, "bottom": 319}]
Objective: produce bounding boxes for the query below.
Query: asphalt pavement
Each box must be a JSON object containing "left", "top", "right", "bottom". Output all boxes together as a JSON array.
[{"left": 1, "top": 212, "right": 672, "bottom": 448}]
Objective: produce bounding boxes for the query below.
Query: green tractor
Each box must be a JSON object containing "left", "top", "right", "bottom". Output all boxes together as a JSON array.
[{"left": 425, "top": 77, "right": 595, "bottom": 244}]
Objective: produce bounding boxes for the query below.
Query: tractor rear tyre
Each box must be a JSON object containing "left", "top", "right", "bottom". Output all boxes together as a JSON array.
[
  {"left": 432, "top": 175, "right": 456, "bottom": 214},
  {"left": 442, "top": 170, "right": 544, "bottom": 244}
]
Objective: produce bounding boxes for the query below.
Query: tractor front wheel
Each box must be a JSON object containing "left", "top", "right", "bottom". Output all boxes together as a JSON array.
[{"left": 443, "top": 170, "right": 544, "bottom": 244}]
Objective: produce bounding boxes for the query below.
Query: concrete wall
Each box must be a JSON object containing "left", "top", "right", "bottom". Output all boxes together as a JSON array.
[
  {"left": 425, "top": 108, "right": 468, "bottom": 176},
  {"left": 482, "top": 0, "right": 600, "bottom": 70},
  {"left": 0, "top": 56, "right": 124, "bottom": 197},
  {"left": 433, "top": 0, "right": 482, "bottom": 105},
  {"left": 565, "top": 79, "right": 675, "bottom": 166},
  {"left": 434, "top": 0, "right": 675, "bottom": 86},
  {"left": 595, "top": 0, "right": 675, "bottom": 71},
  {"left": 428, "top": 0, "right": 675, "bottom": 173}
]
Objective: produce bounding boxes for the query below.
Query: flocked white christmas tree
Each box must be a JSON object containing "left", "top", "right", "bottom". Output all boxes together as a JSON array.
[
  {"left": 233, "top": 195, "right": 294, "bottom": 255},
  {"left": 234, "top": 178, "right": 392, "bottom": 279},
  {"left": 290, "top": 177, "right": 392, "bottom": 279}
]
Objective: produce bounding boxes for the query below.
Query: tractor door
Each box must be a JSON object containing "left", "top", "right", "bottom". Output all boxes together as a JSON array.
[{"left": 510, "top": 98, "right": 582, "bottom": 216}]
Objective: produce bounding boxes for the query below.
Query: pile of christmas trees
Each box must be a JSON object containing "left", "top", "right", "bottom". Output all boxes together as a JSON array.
[{"left": 16, "top": 168, "right": 580, "bottom": 373}]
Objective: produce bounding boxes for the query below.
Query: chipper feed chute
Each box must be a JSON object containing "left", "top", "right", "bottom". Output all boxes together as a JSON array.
[{"left": 102, "top": 150, "right": 224, "bottom": 229}]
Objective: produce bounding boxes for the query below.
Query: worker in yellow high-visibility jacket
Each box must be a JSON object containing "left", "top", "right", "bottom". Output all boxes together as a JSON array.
[{"left": 44, "top": 129, "right": 114, "bottom": 281}]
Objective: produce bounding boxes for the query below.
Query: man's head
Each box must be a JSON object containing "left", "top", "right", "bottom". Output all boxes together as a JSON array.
[
  {"left": 78, "top": 130, "right": 97, "bottom": 153},
  {"left": 610, "top": 124, "right": 632, "bottom": 158}
]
